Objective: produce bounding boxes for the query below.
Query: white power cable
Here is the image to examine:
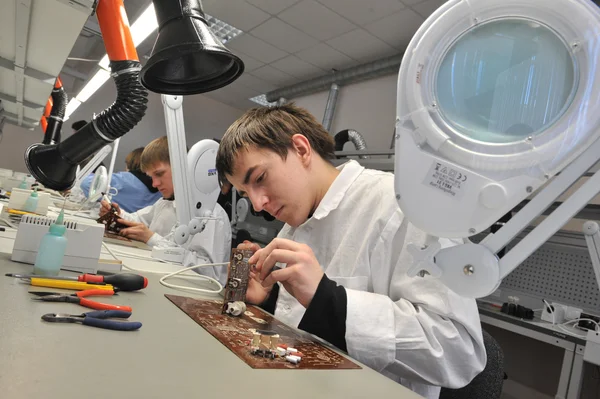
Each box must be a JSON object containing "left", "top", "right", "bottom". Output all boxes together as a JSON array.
[
  {"left": 159, "top": 263, "right": 227, "bottom": 295},
  {"left": 101, "top": 241, "right": 228, "bottom": 294}
]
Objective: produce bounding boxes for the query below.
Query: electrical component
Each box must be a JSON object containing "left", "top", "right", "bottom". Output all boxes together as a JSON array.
[
  {"left": 12, "top": 215, "right": 114, "bottom": 274},
  {"left": 541, "top": 301, "right": 566, "bottom": 324},
  {"left": 578, "top": 313, "right": 600, "bottom": 331},
  {"left": 225, "top": 301, "right": 246, "bottom": 316},
  {"left": 222, "top": 249, "right": 252, "bottom": 314},
  {"left": 500, "top": 303, "right": 534, "bottom": 320},
  {"left": 285, "top": 355, "right": 301, "bottom": 364}
]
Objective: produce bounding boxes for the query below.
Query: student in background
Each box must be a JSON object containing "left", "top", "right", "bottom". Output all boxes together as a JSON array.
[
  {"left": 100, "top": 136, "right": 231, "bottom": 283},
  {"left": 81, "top": 147, "right": 162, "bottom": 213}
]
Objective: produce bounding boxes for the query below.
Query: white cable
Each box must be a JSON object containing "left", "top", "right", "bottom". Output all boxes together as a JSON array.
[
  {"left": 101, "top": 241, "right": 228, "bottom": 294},
  {"left": 561, "top": 318, "right": 600, "bottom": 330},
  {"left": 159, "top": 262, "right": 228, "bottom": 295}
]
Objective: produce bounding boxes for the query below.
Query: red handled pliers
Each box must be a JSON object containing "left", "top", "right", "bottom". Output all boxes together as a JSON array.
[{"left": 30, "top": 289, "right": 132, "bottom": 312}]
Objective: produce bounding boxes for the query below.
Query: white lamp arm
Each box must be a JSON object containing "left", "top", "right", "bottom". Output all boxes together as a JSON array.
[
  {"left": 73, "top": 145, "right": 112, "bottom": 186},
  {"left": 583, "top": 221, "right": 600, "bottom": 295},
  {"left": 161, "top": 94, "right": 220, "bottom": 247},
  {"left": 416, "top": 137, "right": 600, "bottom": 298}
]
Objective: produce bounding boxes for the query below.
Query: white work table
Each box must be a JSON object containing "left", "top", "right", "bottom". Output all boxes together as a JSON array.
[{"left": 0, "top": 213, "right": 422, "bottom": 399}]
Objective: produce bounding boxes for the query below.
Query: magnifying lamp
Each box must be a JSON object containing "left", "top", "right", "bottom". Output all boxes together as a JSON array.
[
  {"left": 395, "top": 0, "right": 600, "bottom": 297},
  {"left": 88, "top": 166, "right": 108, "bottom": 203}
]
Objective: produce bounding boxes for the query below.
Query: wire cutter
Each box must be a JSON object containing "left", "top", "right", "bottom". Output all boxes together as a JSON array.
[
  {"left": 41, "top": 310, "right": 142, "bottom": 331},
  {"left": 31, "top": 289, "right": 132, "bottom": 312}
]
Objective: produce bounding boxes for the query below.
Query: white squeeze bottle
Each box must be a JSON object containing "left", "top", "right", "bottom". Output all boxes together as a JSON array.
[{"left": 33, "top": 208, "right": 68, "bottom": 276}]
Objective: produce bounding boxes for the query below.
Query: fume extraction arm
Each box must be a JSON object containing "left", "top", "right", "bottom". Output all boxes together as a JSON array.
[
  {"left": 25, "top": 0, "right": 148, "bottom": 191},
  {"left": 40, "top": 77, "right": 68, "bottom": 145}
]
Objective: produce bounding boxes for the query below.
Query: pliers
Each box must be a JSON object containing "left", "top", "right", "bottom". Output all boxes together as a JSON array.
[
  {"left": 41, "top": 310, "right": 142, "bottom": 331},
  {"left": 31, "top": 289, "right": 132, "bottom": 312}
]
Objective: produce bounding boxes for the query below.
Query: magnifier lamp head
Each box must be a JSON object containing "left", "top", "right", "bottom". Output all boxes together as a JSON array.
[
  {"left": 89, "top": 166, "right": 108, "bottom": 202},
  {"left": 394, "top": 0, "right": 600, "bottom": 238}
]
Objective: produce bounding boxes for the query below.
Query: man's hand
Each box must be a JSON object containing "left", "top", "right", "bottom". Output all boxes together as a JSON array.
[
  {"left": 117, "top": 218, "right": 153, "bottom": 243},
  {"left": 100, "top": 200, "right": 121, "bottom": 217},
  {"left": 235, "top": 241, "right": 271, "bottom": 305},
  {"left": 249, "top": 238, "right": 324, "bottom": 308}
]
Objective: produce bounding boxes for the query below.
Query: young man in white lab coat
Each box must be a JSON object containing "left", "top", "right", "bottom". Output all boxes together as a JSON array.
[
  {"left": 216, "top": 104, "right": 486, "bottom": 399},
  {"left": 100, "top": 136, "right": 231, "bottom": 276}
]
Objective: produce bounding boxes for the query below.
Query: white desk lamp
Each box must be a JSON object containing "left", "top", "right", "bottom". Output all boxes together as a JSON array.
[
  {"left": 106, "top": 138, "right": 120, "bottom": 194},
  {"left": 394, "top": 0, "right": 600, "bottom": 298},
  {"left": 151, "top": 94, "right": 220, "bottom": 262}
]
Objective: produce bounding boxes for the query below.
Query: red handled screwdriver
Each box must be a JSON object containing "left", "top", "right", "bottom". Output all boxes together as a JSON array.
[
  {"left": 77, "top": 273, "right": 148, "bottom": 291},
  {"left": 6, "top": 273, "right": 148, "bottom": 291}
]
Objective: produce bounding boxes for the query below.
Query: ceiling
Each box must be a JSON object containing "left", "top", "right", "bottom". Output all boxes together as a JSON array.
[
  {"left": 61, "top": 0, "right": 444, "bottom": 112},
  {"left": 0, "top": 0, "right": 92, "bottom": 129}
]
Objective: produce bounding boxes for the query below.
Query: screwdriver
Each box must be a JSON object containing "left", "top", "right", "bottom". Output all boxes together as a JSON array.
[{"left": 6, "top": 272, "right": 148, "bottom": 291}]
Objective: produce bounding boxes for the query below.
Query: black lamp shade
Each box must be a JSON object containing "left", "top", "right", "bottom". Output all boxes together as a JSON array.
[
  {"left": 140, "top": 0, "right": 244, "bottom": 95},
  {"left": 25, "top": 144, "right": 77, "bottom": 191}
]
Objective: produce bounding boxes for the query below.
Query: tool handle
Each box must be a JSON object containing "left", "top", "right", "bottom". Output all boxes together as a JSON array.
[
  {"left": 76, "top": 289, "right": 115, "bottom": 297},
  {"left": 29, "top": 278, "right": 114, "bottom": 291},
  {"left": 80, "top": 273, "right": 148, "bottom": 291},
  {"left": 82, "top": 316, "right": 142, "bottom": 331},
  {"left": 79, "top": 298, "right": 132, "bottom": 312},
  {"left": 85, "top": 310, "right": 132, "bottom": 319}
]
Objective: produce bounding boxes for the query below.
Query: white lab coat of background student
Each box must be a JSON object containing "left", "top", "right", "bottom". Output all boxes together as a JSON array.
[
  {"left": 273, "top": 160, "right": 486, "bottom": 399},
  {"left": 153, "top": 203, "right": 232, "bottom": 285},
  {"left": 119, "top": 198, "right": 177, "bottom": 247}
]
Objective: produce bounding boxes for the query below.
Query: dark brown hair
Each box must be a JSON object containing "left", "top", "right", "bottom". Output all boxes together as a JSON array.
[
  {"left": 140, "top": 136, "right": 170, "bottom": 172},
  {"left": 216, "top": 103, "right": 335, "bottom": 181},
  {"left": 125, "top": 147, "right": 144, "bottom": 171}
]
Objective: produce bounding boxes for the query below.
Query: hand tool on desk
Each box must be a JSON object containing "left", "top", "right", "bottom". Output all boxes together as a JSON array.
[
  {"left": 7, "top": 272, "right": 147, "bottom": 291},
  {"left": 19, "top": 277, "right": 114, "bottom": 291},
  {"left": 41, "top": 310, "right": 142, "bottom": 331},
  {"left": 31, "top": 289, "right": 132, "bottom": 312}
]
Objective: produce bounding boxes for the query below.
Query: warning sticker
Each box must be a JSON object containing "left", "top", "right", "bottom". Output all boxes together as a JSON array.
[{"left": 423, "top": 161, "right": 468, "bottom": 199}]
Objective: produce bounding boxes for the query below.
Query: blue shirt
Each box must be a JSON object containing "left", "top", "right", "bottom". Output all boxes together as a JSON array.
[{"left": 80, "top": 171, "right": 162, "bottom": 213}]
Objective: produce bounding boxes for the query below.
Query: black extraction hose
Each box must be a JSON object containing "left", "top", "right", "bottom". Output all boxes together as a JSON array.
[
  {"left": 42, "top": 81, "right": 68, "bottom": 144},
  {"left": 96, "top": 60, "right": 149, "bottom": 140},
  {"left": 25, "top": 60, "right": 148, "bottom": 191},
  {"left": 334, "top": 129, "right": 369, "bottom": 159}
]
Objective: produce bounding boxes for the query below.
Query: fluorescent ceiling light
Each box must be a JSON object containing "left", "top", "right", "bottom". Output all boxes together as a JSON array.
[
  {"left": 130, "top": 4, "right": 158, "bottom": 46},
  {"left": 66, "top": 4, "right": 243, "bottom": 119},
  {"left": 76, "top": 69, "right": 111, "bottom": 102},
  {"left": 64, "top": 98, "right": 82, "bottom": 120},
  {"left": 249, "top": 94, "right": 275, "bottom": 107}
]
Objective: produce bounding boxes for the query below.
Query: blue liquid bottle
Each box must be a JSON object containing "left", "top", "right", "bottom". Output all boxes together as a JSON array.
[
  {"left": 33, "top": 209, "right": 68, "bottom": 276},
  {"left": 23, "top": 188, "right": 39, "bottom": 213}
]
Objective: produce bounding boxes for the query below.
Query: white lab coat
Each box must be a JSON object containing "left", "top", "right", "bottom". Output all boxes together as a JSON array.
[
  {"left": 274, "top": 160, "right": 486, "bottom": 399},
  {"left": 151, "top": 203, "right": 232, "bottom": 285},
  {"left": 119, "top": 199, "right": 177, "bottom": 247}
]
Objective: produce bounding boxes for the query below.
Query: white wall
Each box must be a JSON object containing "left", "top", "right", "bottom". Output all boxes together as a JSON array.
[
  {"left": 66, "top": 83, "right": 245, "bottom": 171},
  {"left": 293, "top": 73, "right": 398, "bottom": 151},
  {"left": 0, "top": 123, "right": 40, "bottom": 173}
]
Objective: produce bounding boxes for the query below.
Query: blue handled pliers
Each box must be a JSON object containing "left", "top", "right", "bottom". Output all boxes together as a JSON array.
[{"left": 41, "top": 310, "right": 142, "bottom": 331}]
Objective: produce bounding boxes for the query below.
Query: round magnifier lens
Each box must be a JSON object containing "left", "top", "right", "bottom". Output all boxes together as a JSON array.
[{"left": 436, "top": 18, "right": 577, "bottom": 144}]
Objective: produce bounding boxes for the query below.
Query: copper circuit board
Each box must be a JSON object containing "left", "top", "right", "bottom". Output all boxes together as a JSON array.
[
  {"left": 165, "top": 295, "right": 361, "bottom": 370},
  {"left": 96, "top": 208, "right": 128, "bottom": 235},
  {"left": 222, "top": 248, "right": 253, "bottom": 313}
]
